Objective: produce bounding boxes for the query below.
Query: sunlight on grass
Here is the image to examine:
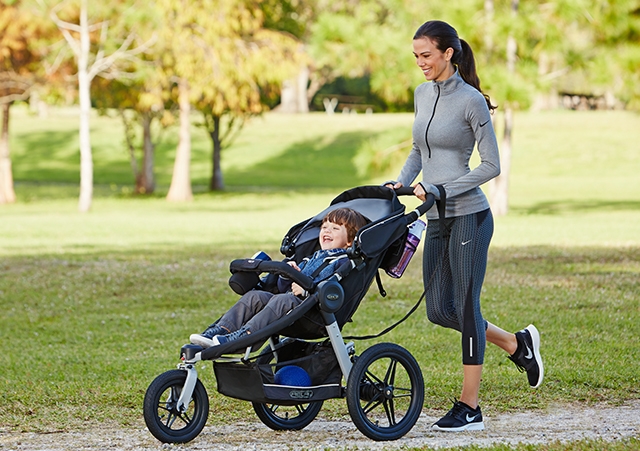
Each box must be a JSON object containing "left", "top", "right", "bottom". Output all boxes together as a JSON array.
[{"left": 1, "top": 108, "right": 639, "bottom": 440}]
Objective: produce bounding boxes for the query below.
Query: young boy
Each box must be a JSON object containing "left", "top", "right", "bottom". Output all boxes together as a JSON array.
[{"left": 190, "top": 207, "right": 368, "bottom": 348}]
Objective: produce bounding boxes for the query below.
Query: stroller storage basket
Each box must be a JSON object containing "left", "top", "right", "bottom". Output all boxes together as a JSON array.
[{"left": 214, "top": 340, "right": 343, "bottom": 405}]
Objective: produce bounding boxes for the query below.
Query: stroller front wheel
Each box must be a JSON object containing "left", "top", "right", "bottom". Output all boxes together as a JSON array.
[
  {"left": 143, "top": 369, "right": 209, "bottom": 443},
  {"left": 346, "top": 342, "right": 424, "bottom": 441}
]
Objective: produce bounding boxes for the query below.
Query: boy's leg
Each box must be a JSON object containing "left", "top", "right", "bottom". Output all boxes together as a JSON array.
[
  {"left": 243, "top": 293, "right": 301, "bottom": 332},
  {"left": 217, "top": 290, "right": 274, "bottom": 332}
]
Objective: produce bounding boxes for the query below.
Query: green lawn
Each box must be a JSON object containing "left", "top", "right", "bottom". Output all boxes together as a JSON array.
[{"left": 0, "top": 107, "right": 639, "bottom": 450}]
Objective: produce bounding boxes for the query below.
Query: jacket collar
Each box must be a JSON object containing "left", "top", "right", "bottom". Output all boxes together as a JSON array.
[{"left": 432, "top": 69, "right": 465, "bottom": 96}]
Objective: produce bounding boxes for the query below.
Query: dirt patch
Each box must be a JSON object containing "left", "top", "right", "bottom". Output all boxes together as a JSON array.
[{"left": 1, "top": 401, "right": 638, "bottom": 450}]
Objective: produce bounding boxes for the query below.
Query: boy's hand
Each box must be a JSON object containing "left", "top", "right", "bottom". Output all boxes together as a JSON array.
[
  {"left": 291, "top": 282, "right": 305, "bottom": 297},
  {"left": 287, "top": 261, "right": 301, "bottom": 271}
]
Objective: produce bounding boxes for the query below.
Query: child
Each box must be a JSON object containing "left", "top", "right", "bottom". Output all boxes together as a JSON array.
[{"left": 190, "top": 207, "right": 368, "bottom": 348}]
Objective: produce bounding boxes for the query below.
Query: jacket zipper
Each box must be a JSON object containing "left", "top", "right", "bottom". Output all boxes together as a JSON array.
[{"left": 425, "top": 84, "right": 441, "bottom": 158}]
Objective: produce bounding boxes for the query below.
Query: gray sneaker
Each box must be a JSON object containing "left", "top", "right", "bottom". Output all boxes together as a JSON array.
[{"left": 508, "top": 324, "right": 544, "bottom": 388}]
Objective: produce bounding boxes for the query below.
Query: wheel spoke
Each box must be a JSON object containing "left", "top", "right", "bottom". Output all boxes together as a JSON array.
[
  {"left": 384, "top": 359, "right": 398, "bottom": 386},
  {"left": 364, "top": 369, "right": 385, "bottom": 386},
  {"left": 383, "top": 398, "right": 397, "bottom": 426},
  {"left": 166, "top": 412, "right": 178, "bottom": 428},
  {"left": 363, "top": 398, "right": 383, "bottom": 415}
]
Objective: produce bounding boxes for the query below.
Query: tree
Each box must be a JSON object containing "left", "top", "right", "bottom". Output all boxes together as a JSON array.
[
  {"left": 0, "top": 0, "right": 54, "bottom": 204},
  {"left": 92, "top": 75, "right": 169, "bottom": 195},
  {"left": 46, "top": 0, "right": 155, "bottom": 211},
  {"left": 157, "top": 0, "right": 303, "bottom": 195}
]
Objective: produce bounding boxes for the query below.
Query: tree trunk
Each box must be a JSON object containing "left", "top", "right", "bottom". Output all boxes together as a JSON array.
[
  {"left": 491, "top": 107, "right": 512, "bottom": 216},
  {"left": 209, "top": 115, "right": 224, "bottom": 190},
  {"left": 0, "top": 102, "right": 16, "bottom": 204},
  {"left": 166, "top": 78, "right": 193, "bottom": 201},
  {"left": 77, "top": 0, "right": 93, "bottom": 213},
  {"left": 140, "top": 113, "right": 155, "bottom": 194},
  {"left": 276, "top": 66, "right": 310, "bottom": 113},
  {"left": 490, "top": 0, "right": 518, "bottom": 216}
]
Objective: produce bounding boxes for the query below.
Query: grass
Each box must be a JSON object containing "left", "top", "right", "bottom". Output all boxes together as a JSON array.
[{"left": 1, "top": 107, "right": 639, "bottom": 450}]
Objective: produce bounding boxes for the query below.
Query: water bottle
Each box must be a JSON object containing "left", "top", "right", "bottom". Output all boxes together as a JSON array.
[{"left": 386, "top": 219, "right": 426, "bottom": 278}]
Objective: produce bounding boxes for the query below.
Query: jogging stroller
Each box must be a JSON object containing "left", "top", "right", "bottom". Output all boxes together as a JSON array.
[{"left": 143, "top": 185, "right": 436, "bottom": 443}]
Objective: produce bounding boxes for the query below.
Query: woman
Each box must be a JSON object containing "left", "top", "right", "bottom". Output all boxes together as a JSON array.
[{"left": 388, "top": 20, "right": 543, "bottom": 432}]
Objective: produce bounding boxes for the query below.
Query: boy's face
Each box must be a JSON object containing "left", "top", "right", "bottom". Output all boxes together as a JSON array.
[{"left": 319, "top": 220, "right": 351, "bottom": 250}]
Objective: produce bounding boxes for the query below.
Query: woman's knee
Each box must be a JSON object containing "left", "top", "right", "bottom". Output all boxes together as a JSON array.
[{"left": 426, "top": 308, "right": 459, "bottom": 330}]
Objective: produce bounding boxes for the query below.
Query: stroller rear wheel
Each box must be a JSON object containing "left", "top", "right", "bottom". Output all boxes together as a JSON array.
[
  {"left": 143, "top": 369, "right": 209, "bottom": 443},
  {"left": 346, "top": 342, "right": 424, "bottom": 441},
  {"left": 251, "top": 346, "right": 323, "bottom": 430}
]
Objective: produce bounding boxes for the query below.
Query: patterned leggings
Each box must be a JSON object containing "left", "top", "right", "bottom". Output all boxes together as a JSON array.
[{"left": 422, "top": 209, "right": 493, "bottom": 365}]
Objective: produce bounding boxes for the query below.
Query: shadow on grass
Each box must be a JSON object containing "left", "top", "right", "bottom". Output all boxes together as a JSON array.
[
  {"left": 13, "top": 130, "right": 80, "bottom": 182},
  {"left": 223, "top": 130, "right": 375, "bottom": 189},
  {"left": 512, "top": 199, "right": 640, "bottom": 215}
]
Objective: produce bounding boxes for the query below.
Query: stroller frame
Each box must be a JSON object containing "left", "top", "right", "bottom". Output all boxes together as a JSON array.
[{"left": 143, "top": 186, "right": 436, "bottom": 443}]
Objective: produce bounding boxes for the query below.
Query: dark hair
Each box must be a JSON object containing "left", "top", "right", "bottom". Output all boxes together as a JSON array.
[
  {"left": 323, "top": 208, "right": 369, "bottom": 243},
  {"left": 414, "top": 20, "right": 496, "bottom": 111}
]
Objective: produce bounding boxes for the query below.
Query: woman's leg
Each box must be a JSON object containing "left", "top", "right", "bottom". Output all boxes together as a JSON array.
[
  {"left": 486, "top": 322, "right": 518, "bottom": 355},
  {"left": 460, "top": 364, "right": 482, "bottom": 408}
]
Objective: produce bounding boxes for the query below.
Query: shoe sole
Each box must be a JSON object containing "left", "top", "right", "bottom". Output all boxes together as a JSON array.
[
  {"left": 525, "top": 324, "right": 544, "bottom": 388},
  {"left": 432, "top": 421, "right": 485, "bottom": 432},
  {"left": 189, "top": 334, "right": 214, "bottom": 348}
]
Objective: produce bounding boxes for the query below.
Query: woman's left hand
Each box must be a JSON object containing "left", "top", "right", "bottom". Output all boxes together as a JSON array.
[{"left": 413, "top": 183, "right": 427, "bottom": 201}]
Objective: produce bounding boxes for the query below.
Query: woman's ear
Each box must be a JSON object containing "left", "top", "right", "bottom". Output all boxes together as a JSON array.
[{"left": 445, "top": 47, "right": 454, "bottom": 61}]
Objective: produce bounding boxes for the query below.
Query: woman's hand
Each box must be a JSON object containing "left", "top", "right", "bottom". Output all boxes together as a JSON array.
[{"left": 413, "top": 183, "right": 427, "bottom": 201}]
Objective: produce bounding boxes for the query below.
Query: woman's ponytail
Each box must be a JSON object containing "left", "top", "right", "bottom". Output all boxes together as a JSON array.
[{"left": 457, "top": 39, "right": 496, "bottom": 111}]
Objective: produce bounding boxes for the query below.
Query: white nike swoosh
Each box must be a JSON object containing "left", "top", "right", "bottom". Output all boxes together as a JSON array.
[
  {"left": 524, "top": 345, "right": 533, "bottom": 360},
  {"left": 466, "top": 414, "right": 478, "bottom": 422},
  {"left": 462, "top": 240, "right": 472, "bottom": 246}
]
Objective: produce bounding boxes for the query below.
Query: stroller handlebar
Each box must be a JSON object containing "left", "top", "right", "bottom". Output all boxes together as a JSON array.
[
  {"left": 393, "top": 186, "right": 437, "bottom": 221},
  {"left": 230, "top": 259, "right": 316, "bottom": 292}
]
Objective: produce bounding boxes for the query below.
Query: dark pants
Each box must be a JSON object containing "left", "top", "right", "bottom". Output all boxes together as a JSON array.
[{"left": 422, "top": 209, "right": 493, "bottom": 365}]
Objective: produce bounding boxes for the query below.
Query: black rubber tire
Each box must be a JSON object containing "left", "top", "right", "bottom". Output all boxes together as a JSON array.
[
  {"left": 143, "top": 369, "right": 209, "bottom": 443},
  {"left": 346, "top": 342, "right": 424, "bottom": 441},
  {"left": 252, "top": 400, "right": 324, "bottom": 431},
  {"left": 251, "top": 345, "right": 323, "bottom": 431}
]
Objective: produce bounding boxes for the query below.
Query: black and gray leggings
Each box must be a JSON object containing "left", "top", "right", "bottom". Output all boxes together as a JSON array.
[{"left": 423, "top": 209, "right": 493, "bottom": 365}]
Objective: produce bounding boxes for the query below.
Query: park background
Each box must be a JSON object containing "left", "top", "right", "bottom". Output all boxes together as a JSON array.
[{"left": 1, "top": 1, "right": 639, "bottom": 450}]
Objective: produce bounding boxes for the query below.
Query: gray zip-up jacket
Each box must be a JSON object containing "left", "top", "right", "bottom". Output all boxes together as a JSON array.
[{"left": 397, "top": 71, "right": 500, "bottom": 219}]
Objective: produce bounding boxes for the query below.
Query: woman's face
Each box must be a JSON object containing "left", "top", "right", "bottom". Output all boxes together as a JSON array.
[{"left": 413, "top": 37, "right": 454, "bottom": 82}]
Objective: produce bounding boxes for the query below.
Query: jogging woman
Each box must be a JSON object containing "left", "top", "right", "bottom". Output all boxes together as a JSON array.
[{"left": 387, "top": 20, "right": 543, "bottom": 432}]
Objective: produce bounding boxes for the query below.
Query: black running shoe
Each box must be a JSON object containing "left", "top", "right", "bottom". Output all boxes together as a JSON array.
[
  {"left": 432, "top": 400, "right": 484, "bottom": 432},
  {"left": 508, "top": 324, "right": 544, "bottom": 388}
]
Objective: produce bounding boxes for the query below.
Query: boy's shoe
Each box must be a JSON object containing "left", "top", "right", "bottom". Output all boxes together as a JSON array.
[
  {"left": 212, "top": 326, "right": 250, "bottom": 346},
  {"left": 432, "top": 400, "right": 484, "bottom": 432},
  {"left": 508, "top": 324, "right": 544, "bottom": 388},
  {"left": 189, "top": 324, "right": 226, "bottom": 349}
]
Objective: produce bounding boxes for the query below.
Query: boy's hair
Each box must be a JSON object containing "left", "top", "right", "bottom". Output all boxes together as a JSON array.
[{"left": 323, "top": 208, "right": 369, "bottom": 243}]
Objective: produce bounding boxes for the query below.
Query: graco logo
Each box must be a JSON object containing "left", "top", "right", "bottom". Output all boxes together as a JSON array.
[{"left": 289, "top": 389, "right": 314, "bottom": 400}]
